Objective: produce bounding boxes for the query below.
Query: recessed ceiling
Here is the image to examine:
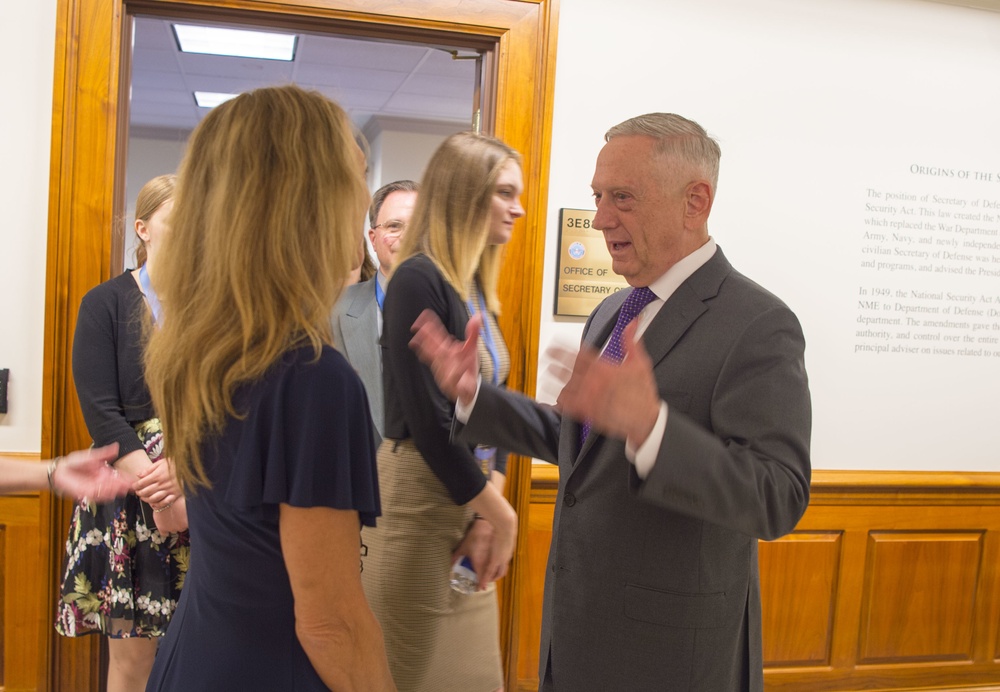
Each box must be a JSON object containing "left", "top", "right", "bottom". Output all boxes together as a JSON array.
[{"left": 128, "top": 16, "right": 480, "bottom": 136}]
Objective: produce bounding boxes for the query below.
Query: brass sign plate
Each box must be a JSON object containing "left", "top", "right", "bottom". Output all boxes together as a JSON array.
[{"left": 554, "top": 208, "right": 630, "bottom": 316}]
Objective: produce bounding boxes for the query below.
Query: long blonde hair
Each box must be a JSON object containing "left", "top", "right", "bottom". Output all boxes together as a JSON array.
[
  {"left": 394, "top": 132, "right": 521, "bottom": 313},
  {"left": 144, "top": 85, "right": 369, "bottom": 490}
]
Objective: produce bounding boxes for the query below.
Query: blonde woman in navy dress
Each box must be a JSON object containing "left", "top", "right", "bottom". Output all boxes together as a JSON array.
[{"left": 142, "top": 85, "right": 394, "bottom": 690}]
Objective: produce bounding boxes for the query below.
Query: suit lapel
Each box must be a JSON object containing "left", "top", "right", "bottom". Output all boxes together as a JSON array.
[
  {"left": 582, "top": 292, "right": 624, "bottom": 350},
  {"left": 345, "top": 279, "right": 376, "bottom": 319},
  {"left": 638, "top": 282, "right": 709, "bottom": 369},
  {"left": 648, "top": 250, "right": 729, "bottom": 367},
  {"left": 340, "top": 281, "right": 378, "bottom": 363},
  {"left": 338, "top": 280, "right": 384, "bottom": 437}
]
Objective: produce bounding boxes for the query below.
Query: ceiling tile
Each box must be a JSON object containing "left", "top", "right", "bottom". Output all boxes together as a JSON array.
[
  {"left": 177, "top": 52, "right": 295, "bottom": 81},
  {"left": 133, "top": 17, "right": 177, "bottom": 50},
  {"left": 131, "top": 71, "right": 188, "bottom": 91},
  {"left": 382, "top": 93, "right": 473, "bottom": 120},
  {"left": 128, "top": 16, "right": 476, "bottom": 133},
  {"left": 417, "top": 49, "right": 480, "bottom": 78},
  {"left": 399, "top": 74, "right": 477, "bottom": 99},
  {"left": 294, "top": 62, "right": 409, "bottom": 90}
]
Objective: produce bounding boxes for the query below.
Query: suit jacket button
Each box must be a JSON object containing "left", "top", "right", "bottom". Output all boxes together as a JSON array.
[{"left": 564, "top": 492, "right": 576, "bottom": 506}]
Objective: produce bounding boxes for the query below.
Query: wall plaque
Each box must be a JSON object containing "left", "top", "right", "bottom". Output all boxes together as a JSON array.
[{"left": 554, "top": 208, "right": 629, "bottom": 316}]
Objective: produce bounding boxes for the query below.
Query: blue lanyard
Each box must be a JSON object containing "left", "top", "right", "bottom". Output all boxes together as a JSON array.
[
  {"left": 138, "top": 264, "right": 162, "bottom": 324},
  {"left": 466, "top": 288, "right": 499, "bottom": 386},
  {"left": 375, "top": 278, "right": 385, "bottom": 312}
]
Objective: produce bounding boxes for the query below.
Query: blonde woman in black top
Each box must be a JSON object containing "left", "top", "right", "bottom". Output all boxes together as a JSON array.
[{"left": 362, "top": 132, "right": 524, "bottom": 691}]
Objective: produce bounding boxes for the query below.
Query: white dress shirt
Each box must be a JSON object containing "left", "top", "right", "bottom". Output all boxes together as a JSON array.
[{"left": 624, "top": 238, "right": 716, "bottom": 478}]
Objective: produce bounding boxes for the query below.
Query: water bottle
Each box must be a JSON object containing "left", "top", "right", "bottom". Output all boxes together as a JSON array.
[
  {"left": 474, "top": 445, "right": 497, "bottom": 476},
  {"left": 450, "top": 556, "right": 479, "bottom": 594}
]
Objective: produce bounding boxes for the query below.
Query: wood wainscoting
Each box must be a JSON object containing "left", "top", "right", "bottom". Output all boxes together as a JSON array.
[
  {"left": 0, "top": 454, "right": 49, "bottom": 691},
  {"left": 515, "top": 467, "right": 1000, "bottom": 692}
]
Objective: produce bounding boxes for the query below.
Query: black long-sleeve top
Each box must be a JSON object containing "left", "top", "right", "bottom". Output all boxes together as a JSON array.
[
  {"left": 72, "top": 271, "right": 153, "bottom": 460},
  {"left": 381, "top": 253, "right": 508, "bottom": 505}
]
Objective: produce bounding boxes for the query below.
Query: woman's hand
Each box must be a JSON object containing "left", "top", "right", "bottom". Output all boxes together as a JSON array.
[
  {"left": 465, "top": 482, "right": 518, "bottom": 590},
  {"left": 152, "top": 496, "right": 188, "bottom": 534},
  {"left": 483, "top": 514, "right": 517, "bottom": 587},
  {"left": 453, "top": 515, "right": 515, "bottom": 590},
  {"left": 453, "top": 517, "right": 493, "bottom": 583},
  {"left": 134, "top": 458, "right": 183, "bottom": 508}
]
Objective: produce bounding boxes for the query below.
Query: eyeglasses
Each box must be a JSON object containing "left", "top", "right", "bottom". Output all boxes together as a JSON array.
[{"left": 372, "top": 220, "right": 407, "bottom": 237}]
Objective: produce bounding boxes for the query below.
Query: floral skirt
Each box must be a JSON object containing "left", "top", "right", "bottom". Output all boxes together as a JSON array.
[{"left": 55, "top": 418, "right": 189, "bottom": 638}]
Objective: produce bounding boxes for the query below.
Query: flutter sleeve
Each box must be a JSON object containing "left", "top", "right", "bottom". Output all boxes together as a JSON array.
[{"left": 221, "top": 347, "right": 381, "bottom": 527}]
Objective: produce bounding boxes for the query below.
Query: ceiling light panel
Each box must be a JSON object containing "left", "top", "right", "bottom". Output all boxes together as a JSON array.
[
  {"left": 194, "top": 91, "right": 240, "bottom": 108},
  {"left": 173, "top": 24, "right": 297, "bottom": 61}
]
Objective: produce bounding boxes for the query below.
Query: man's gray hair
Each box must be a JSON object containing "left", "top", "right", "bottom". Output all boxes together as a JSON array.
[
  {"left": 606, "top": 113, "right": 721, "bottom": 189},
  {"left": 369, "top": 179, "right": 419, "bottom": 228}
]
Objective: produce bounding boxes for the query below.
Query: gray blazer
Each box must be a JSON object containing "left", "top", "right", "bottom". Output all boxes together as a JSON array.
[
  {"left": 457, "top": 247, "right": 812, "bottom": 691},
  {"left": 331, "top": 277, "right": 384, "bottom": 448}
]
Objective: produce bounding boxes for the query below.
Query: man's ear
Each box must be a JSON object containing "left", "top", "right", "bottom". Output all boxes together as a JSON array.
[
  {"left": 685, "top": 180, "right": 713, "bottom": 225},
  {"left": 368, "top": 227, "right": 377, "bottom": 246}
]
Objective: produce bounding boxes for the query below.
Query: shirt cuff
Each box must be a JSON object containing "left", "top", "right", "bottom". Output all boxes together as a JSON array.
[
  {"left": 625, "top": 400, "right": 669, "bottom": 480},
  {"left": 453, "top": 374, "right": 483, "bottom": 424}
]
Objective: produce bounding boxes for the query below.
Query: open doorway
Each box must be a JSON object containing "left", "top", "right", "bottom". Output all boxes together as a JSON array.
[{"left": 120, "top": 13, "right": 484, "bottom": 271}]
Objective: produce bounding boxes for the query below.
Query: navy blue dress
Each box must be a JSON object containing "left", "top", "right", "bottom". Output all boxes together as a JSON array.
[{"left": 146, "top": 345, "right": 380, "bottom": 691}]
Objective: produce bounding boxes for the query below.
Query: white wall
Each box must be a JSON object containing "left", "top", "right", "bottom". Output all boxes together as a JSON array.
[
  {"left": 363, "top": 115, "right": 466, "bottom": 191},
  {"left": 0, "top": 1, "right": 57, "bottom": 452},
  {"left": 541, "top": 0, "right": 1000, "bottom": 471}
]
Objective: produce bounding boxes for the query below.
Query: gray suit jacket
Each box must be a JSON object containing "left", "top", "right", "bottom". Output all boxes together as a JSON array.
[
  {"left": 457, "top": 247, "right": 811, "bottom": 692},
  {"left": 331, "top": 277, "right": 384, "bottom": 448}
]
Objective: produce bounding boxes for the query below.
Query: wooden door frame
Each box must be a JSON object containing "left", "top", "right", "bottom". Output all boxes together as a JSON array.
[{"left": 42, "top": 0, "right": 557, "bottom": 689}]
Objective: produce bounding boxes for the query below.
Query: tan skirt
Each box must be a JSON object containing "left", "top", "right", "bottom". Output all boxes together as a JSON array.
[{"left": 361, "top": 438, "right": 503, "bottom": 692}]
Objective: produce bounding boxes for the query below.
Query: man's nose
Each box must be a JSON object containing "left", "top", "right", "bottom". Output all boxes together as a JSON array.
[{"left": 592, "top": 199, "right": 615, "bottom": 230}]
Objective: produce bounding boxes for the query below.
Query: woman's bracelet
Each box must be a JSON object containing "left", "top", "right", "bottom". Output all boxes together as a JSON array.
[
  {"left": 47, "top": 457, "right": 62, "bottom": 492},
  {"left": 153, "top": 502, "right": 174, "bottom": 513}
]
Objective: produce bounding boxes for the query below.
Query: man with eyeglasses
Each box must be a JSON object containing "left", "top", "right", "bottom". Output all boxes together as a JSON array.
[{"left": 333, "top": 179, "right": 418, "bottom": 447}]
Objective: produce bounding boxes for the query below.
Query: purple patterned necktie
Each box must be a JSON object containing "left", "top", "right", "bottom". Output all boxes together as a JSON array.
[{"left": 579, "top": 286, "right": 658, "bottom": 447}]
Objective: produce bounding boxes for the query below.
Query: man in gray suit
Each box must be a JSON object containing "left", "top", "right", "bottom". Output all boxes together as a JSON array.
[
  {"left": 332, "top": 179, "right": 418, "bottom": 447},
  {"left": 410, "top": 113, "right": 811, "bottom": 691}
]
